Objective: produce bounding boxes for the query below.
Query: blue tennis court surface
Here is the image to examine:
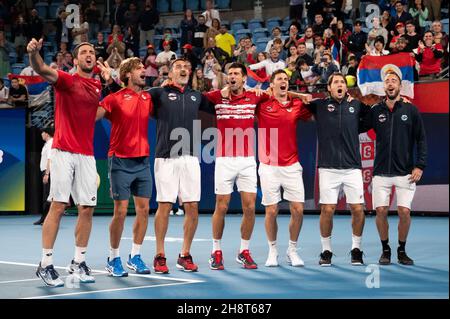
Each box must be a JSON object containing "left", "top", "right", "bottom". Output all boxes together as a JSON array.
[{"left": 0, "top": 215, "right": 448, "bottom": 299}]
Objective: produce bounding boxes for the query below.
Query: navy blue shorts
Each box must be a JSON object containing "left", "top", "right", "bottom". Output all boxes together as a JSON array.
[{"left": 108, "top": 156, "right": 152, "bottom": 201}]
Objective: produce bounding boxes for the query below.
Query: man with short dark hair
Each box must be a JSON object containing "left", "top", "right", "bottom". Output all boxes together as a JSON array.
[
  {"left": 193, "top": 15, "right": 208, "bottom": 56},
  {"left": 149, "top": 59, "right": 213, "bottom": 274},
  {"left": 8, "top": 77, "right": 28, "bottom": 108},
  {"left": 139, "top": 0, "right": 160, "bottom": 47},
  {"left": 294, "top": 73, "right": 370, "bottom": 267},
  {"left": 364, "top": 68, "right": 427, "bottom": 266},
  {"left": 34, "top": 127, "right": 54, "bottom": 226},
  {"left": 257, "top": 69, "right": 312, "bottom": 267},
  {"left": 296, "top": 41, "right": 314, "bottom": 66},
  {"left": 392, "top": 1, "right": 413, "bottom": 26},
  {"left": 347, "top": 21, "right": 368, "bottom": 59},
  {"left": 28, "top": 39, "right": 102, "bottom": 287},
  {"left": 312, "top": 13, "right": 326, "bottom": 38}
]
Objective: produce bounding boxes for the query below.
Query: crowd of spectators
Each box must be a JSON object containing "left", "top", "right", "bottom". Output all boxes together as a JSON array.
[{"left": 0, "top": 0, "right": 448, "bottom": 108}]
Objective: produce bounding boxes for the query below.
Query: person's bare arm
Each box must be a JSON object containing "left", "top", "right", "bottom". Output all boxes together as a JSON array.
[
  {"left": 96, "top": 107, "right": 106, "bottom": 121},
  {"left": 27, "top": 38, "right": 58, "bottom": 84}
]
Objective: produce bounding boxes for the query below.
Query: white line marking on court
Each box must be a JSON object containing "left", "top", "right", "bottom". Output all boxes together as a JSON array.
[
  {"left": 0, "top": 260, "right": 204, "bottom": 284},
  {"left": 121, "top": 236, "right": 210, "bottom": 242},
  {"left": 24, "top": 281, "right": 202, "bottom": 299}
]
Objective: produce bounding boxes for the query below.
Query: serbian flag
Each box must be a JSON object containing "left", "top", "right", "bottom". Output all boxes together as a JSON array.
[
  {"left": 7, "top": 74, "right": 51, "bottom": 106},
  {"left": 357, "top": 53, "right": 415, "bottom": 98},
  {"left": 245, "top": 68, "right": 270, "bottom": 90}
]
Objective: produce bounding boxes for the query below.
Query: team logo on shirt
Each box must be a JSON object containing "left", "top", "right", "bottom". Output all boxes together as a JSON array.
[
  {"left": 349, "top": 106, "right": 355, "bottom": 113},
  {"left": 191, "top": 95, "right": 197, "bottom": 102},
  {"left": 124, "top": 94, "right": 132, "bottom": 100},
  {"left": 266, "top": 105, "right": 273, "bottom": 112},
  {"left": 378, "top": 114, "right": 387, "bottom": 123},
  {"left": 168, "top": 93, "right": 178, "bottom": 101},
  {"left": 141, "top": 94, "right": 147, "bottom": 100},
  {"left": 245, "top": 98, "right": 251, "bottom": 102},
  {"left": 95, "top": 88, "right": 100, "bottom": 93},
  {"left": 401, "top": 114, "right": 408, "bottom": 121},
  {"left": 327, "top": 104, "right": 335, "bottom": 112}
]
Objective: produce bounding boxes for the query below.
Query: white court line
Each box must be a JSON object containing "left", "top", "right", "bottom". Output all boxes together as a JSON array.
[
  {"left": 24, "top": 281, "right": 202, "bottom": 299},
  {"left": 0, "top": 260, "right": 205, "bottom": 284}
]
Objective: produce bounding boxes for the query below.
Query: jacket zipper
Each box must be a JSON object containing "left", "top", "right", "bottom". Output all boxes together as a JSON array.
[
  {"left": 388, "top": 108, "right": 394, "bottom": 175},
  {"left": 339, "top": 101, "right": 342, "bottom": 168}
]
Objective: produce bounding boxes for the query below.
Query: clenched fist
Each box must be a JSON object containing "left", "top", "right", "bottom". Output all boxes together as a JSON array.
[{"left": 27, "top": 38, "right": 43, "bottom": 54}]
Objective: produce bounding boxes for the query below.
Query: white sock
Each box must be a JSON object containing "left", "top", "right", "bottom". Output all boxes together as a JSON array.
[
  {"left": 268, "top": 240, "right": 277, "bottom": 253},
  {"left": 288, "top": 240, "right": 297, "bottom": 251},
  {"left": 74, "top": 246, "right": 87, "bottom": 263},
  {"left": 352, "top": 234, "right": 362, "bottom": 250},
  {"left": 240, "top": 239, "right": 250, "bottom": 252},
  {"left": 131, "top": 243, "right": 141, "bottom": 258},
  {"left": 321, "top": 236, "right": 332, "bottom": 252},
  {"left": 212, "top": 239, "right": 221, "bottom": 252},
  {"left": 110, "top": 247, "right": 120, "bottom": 260},
  {"left": 41, "top": 249, "right": 53, "bottom": 267}
]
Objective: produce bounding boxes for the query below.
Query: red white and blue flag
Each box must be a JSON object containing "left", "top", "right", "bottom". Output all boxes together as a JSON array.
[
  {"left": 245, "top": 68, "right": 270, "bottom": 90},
  {"left": 357, "top": 53, "right": 415, "bottom": 98},
  {"left": 7, "top": 74, "right": 50, "bottom": 106}
]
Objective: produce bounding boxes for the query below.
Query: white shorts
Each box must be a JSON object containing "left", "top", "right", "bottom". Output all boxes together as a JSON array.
[
  {"left": 48, "top": 149, "right": 97, "bottom": 206},
  {"left": 155, "top": 156, "right": 201, "bottom": 203},
  {"left": 258, "top": 162, "right": 305, "bottom": 206},
  {"left": 319, "top": 168, "right": 364, "bottom": 205},
  {"left": 372, "top": 175, "right": 416, "bottom": 210},
  {"left": 215, "top": 156, "right": 257, "bottom": 195}
]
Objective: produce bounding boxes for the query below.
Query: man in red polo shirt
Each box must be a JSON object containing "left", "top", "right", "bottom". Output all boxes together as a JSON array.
[
  {"left": 257, "top": 69, "right": 312, "bottom": 267},
  {"left": 96, "top": 57, "right": 154, "bottom": 277},
  {"left": 27, "top": 39, "right": 102, "bottom": 287},
  {"left": 204, "top": 63, "right": 271, "bottom": 270}
]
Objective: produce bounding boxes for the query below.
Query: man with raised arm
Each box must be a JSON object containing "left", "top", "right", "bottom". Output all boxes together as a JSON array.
[
  {"left": 28, "top": 39, "right": 101, "bottom": 287},
  {"left": 96, "top": 57, "right": 154, "bottom": 277}
]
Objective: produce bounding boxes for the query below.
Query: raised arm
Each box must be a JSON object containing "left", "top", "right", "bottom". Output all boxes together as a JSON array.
[{"left": 27, "top": 38, "right": 58, "bottom": 84}]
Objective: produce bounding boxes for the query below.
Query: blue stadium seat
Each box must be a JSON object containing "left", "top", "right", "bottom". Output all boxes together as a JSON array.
[
  {"left": 43, "top": 42, "right": 54, "bottom": 54},
  {"left": 248, "top": 19, "right": 263, "bottom": 31},
  {"left": 253, "top": 28, "right": 269, "bottom": 40},
  {"left": 35, "top": 2, "right": 48, "bottom": 19},
  {"left": 44, "top": 53, "right": 54, "bottom": 65},
  {"left": 200, "top": 0, "right": 207, "bottom": 10},
  {"left": 235, "top": 29, "right": 251, "bottom": 40},
  {"left": 423, "top": 21, "right": 432, "bottom": 31},
  {"left": 157, "top": 0, "right": 170, "bottom": 13},
  {"left": 441, "top": 18, "right": 449, "bottom": 34},
  {"left": 216, "top": 0, "right": 231, "bottom": 9},
  {"left": 186, "top": 0, "right": 199, "bottom": 10},
  {"left": 231, "top": 19, "right": 247, "bottom": 33},
  {"left": 23, "top": 54, "right": 30, "bottom": 67},
  {"left": 139, "top": 47, "right": 148, "bottom": 58},
  {"left": 9, "top": 52, "right": 17, "bottom": 65},
  {"left": 221, "top": 20, "right": 230, "bottom": 29},
  {"left": 11, "top": 63, "right": 26, "bottom": 75},
  {"left": 155, "top": 25, "right": 164, "bottom": 35},
  {"left": 170, "top": 0, "right": 184, "bottom": 12},
  {"left": 282, "top": 17, "right": 292, "bottom": 27},
  {"left": 49, "top": 2, "right": 62, "bottom": 19},
  {"left": 255, "top": 38, "right": 270, "bottom": 52},
  {"left": 266, "top": 18, "right": 281, "bottom": 32},
  {"left": 166, "top": 24, "right": 180, "bottom": 35},
  {"left": 153, "top": 35, "right": 164, "bottom": 48}
]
